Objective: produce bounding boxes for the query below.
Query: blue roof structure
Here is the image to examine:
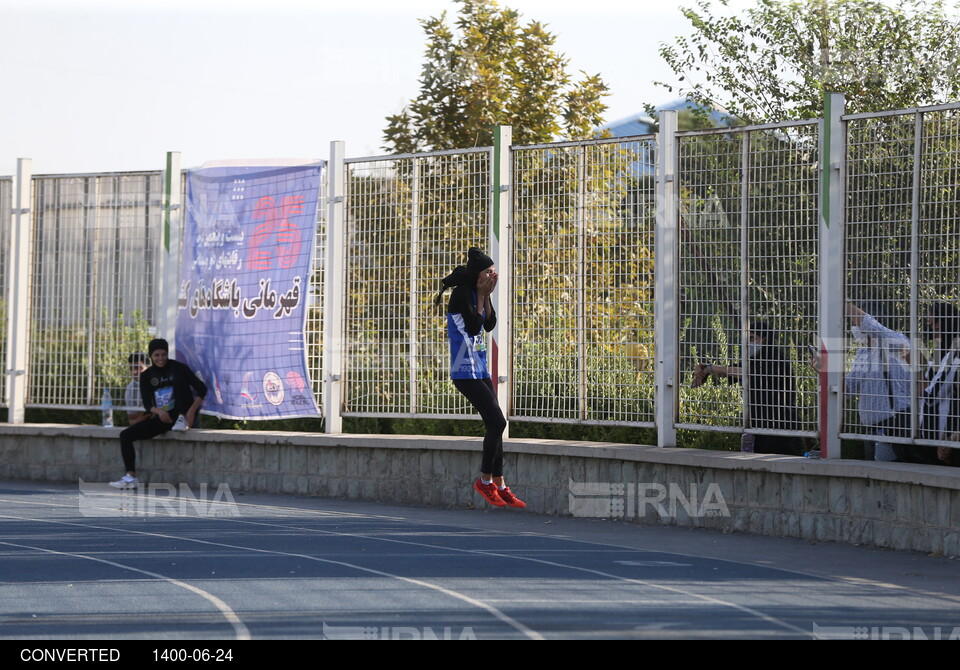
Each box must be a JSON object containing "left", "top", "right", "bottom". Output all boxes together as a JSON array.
[
  {"left": 593, "top": 99, "right": 739, "bottom": 176},
  {"left": 599, "top": 98, "right": 738, "bottom": 138}
]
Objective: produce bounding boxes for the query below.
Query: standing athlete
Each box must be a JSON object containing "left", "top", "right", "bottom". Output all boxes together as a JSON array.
[{"left": 436, "top": 247, "right": 525, "bottom": 508}]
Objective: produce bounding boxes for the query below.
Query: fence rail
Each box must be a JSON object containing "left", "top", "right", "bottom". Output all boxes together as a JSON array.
[
  {"left": 4, "top": 95, "right": 960, "bottom": 459},
  {"left": 342, "top": 148, "right": 492, "bottom": 418},
  {"left": 677, "top": 121, "right": 820, "bottom": 436},
  {"left": 26, "top": 172, "right": 161, "bottom": 409},
  {"left": 511, "top": 135, "right": 657, "bottom": 426},
  {"left": 0, "top": 177, "right": 10, "bottom": 408},
  {"left": 842, "top": 106, "right": 960, "bottom": 449}
]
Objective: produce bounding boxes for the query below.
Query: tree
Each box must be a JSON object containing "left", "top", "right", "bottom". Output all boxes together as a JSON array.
[
  {"left": 383, "top": 0, "right": 609, "bottom": 153},
  {"left": 656, "top": 0, "right": 960, "bottom": 123}
]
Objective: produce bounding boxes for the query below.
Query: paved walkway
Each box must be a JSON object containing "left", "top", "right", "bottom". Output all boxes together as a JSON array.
[{"left": 2, "top": 480, "right": 959, "bottom": 643}]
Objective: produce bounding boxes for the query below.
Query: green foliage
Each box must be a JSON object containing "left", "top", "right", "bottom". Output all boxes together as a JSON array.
[
  {"left": 28, "top": 308, "right": 154, "bottom": 407},
  {"left": 95, "top": 309, "right": 155, "bottom": 397},
  {"left": 202, "top": 415, "right": 327, "bottom": 432},
  {"left": 344, "top": 415, "right": 659, "bottom": 446},
  {"left": 675, "top": 125, "right": 820, "bottom": 431},
  {"left": 658, "top": 0, "right": 960, "bottom": 122},
  {"left": 512, "top": 140, "right": 658, "bottom": 424},
  {"left": 676, "top": 428, "right": 741, "bottom": 451},
  {"left": 343, "top": 154, "right": 487, "bottom": 415},
  {"left": 383, "top": 0, "right": 609, "bottom": 153},
  {"left": 846, "top": 111, "right": 960, "bottom": 322},
  {"left": 345, "top": 136, "right": 660, "bottom": 427}
]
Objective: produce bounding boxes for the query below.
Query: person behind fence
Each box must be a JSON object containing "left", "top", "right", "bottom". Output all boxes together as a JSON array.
[
  {"left": 110, "top": 338, "right": 207, "bottom": 489},
  {"left": 911, "top": 302, "right": 960, "bottom": 467},
  {"left": 125, "top": 352, "right": 151, "bottom": 426},
  {"left": 435, "top": 247, "right": 525, "bottom": 508},
  {"left": 692, "top": 319, "right": 803, "bottom": 456},
  {"left": 841, "top": 302, "right": 912, "bottom": 462}
]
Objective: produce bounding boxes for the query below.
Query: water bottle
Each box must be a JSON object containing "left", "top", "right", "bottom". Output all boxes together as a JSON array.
[
  {"left": 101, "top": 390, "right": 114, "bottom": 428},
  {"left": 740, "top": 433, "right": 755, "bottom": 453}
]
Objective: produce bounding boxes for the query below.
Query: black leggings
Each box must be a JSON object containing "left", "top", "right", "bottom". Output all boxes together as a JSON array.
[
  {"left": 118, "top": 415, "right": 177, "bottom": 472},
  {"left": 453, "top": 378, "right": 506, "bottom": 477}
]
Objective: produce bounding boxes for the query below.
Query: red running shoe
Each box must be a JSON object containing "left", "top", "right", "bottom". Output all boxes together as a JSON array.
[
  {"left": 497, "top": 486, "right": 526, "bottom": 509},
  {"left": 474, "top": 478, "right": 506, "bottom": 507}
]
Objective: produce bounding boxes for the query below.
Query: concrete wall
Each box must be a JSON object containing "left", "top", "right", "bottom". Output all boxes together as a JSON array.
[{"left": 1, "top": 424, "right": 958, "bottom": 556}]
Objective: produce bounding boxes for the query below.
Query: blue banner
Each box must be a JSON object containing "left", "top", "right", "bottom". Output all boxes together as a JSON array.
[{"left": 176, "top": 162, "right": 323, "bottom": 420}]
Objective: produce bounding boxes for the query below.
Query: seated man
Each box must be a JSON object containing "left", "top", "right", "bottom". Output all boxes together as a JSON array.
[{"left": 110, "top": 339, "right": 207, "bottom": 489}]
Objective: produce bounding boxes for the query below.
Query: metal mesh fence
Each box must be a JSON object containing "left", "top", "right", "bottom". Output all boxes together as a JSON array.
[
  {"left": 0, "top": 177, "right": 10, "bottom": 407},
  {"left": 511, "top": 137, "right": 657, "bottom": 425},
  {"left": 304, "top": 170, "right": 327, "bottom": 410},
  {"left": 845, "top": 113, "right": 916, "bottom": 443},
  {"left": 677, "top": 123, "right": 819, "bottom": 436},
  {"left": 342, "top": 149, "right": 491, "bottom": 417},
  {"left": 27, "top": 172, "right": 161, "bottom": 409},
  {"left": 7, "top": 102, "right": 960, "bottom": 451},
  {"left": 845, "top": 107, "right": 960, "bottom": 449},
  {"left": 918, "top": 109, "right": 960, "bottom": 450}
]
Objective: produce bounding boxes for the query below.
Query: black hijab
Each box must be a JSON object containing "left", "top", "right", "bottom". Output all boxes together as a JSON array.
[{"left": 434, "top": 247, "right": 494, "bottom": 306}]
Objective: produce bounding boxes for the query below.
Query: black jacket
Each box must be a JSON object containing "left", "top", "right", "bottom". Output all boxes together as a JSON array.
[{"left": 140, "top": 359, "right": 207, "bottom": 416}]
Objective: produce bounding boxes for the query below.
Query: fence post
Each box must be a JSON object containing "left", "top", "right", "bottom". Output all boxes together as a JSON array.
[
  {"left": 908, "top": 112, "right": 923, "bottom": 441},
  {"left": 739, "top": 132, "right": 752, "bottom": 432},
  {"left": 576, "top": 141, "right": 587, "bottom": 421},
  {"left": 819, "top": 93, "right": 845, "bottom": 458},
  {"left": 5, "top": 158, "right": 32, "bottom": 424},
  {"left": 409, "top": 158, "right": 420, "bottom": 415},
  {"left": 323, "top": 141, "right": 345, "bottom": 434},
  {"left": 159, "top": 151, "right": 182, "bottom": 352},
  {"left": 491, "top": 125, "right": 512, "bottom": 436},
  {"left": 656, "top": 111, "right": 678, "bottom": 447}
]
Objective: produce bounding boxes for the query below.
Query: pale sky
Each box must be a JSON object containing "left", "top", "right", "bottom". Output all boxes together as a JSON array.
[{"left": 0, "top": 0, "right": 747, "bottom": 175}]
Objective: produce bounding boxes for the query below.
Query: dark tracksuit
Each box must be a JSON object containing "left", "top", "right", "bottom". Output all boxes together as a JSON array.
[
  {"left": 447, "top": 284, "right": 505, "bottom": 476},
  {"left": 118, "top": 359, "right": 207, "bottom": 472}
]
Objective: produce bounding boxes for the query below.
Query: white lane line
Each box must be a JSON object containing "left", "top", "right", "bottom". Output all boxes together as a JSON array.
[
  {"left": 0, "top": 513, "right": 544, "bottom": 641},
  {"left": 8, "top": 492, "right": 959, "bottom": 636},
  {"left": 213, "top": 515, "right": 812, "bottom": 636},
  {"left": 0, "top": 539, "right": 251, "bottom": 640},
  {"left": 1, "top": 498, "right": 811, "bottom": 636},
  {"left": 23, "top": 490, "right": 806, "bottom": 637}
]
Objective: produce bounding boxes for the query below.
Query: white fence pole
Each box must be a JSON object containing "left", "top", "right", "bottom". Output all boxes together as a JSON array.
[
  {"left": 5, "top": 158, "right": 32, "bottom": 423},
  {"left": 656, "top": 111, "right": 678, "bottom": 447},
  {"left": 819, "top": 93, "right": 846, "bottom": 458},
  {"left": 908, "top": 113, "right": 922, "bottom": 442},
  {"left": 409, "top": 158, "right": 420, "bottom": 415},
  {"left": 492, "top": 126, "right": 512, "bottom": 436},
  {"left": 159, "top": 152, "right": 182, "bottom": 352},
  {"left": 324, "top": 141, "right": 345, "bottom": 434}
]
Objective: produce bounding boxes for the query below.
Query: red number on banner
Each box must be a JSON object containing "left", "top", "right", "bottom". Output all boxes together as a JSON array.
[
  {"left": 277, "top": 195, "right": 304, "bottom": 269},
  {"left": 248, "top": 196, "right": 277, "bottom": 270}
]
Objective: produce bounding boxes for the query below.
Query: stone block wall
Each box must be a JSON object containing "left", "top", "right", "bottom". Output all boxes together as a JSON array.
[{"left": 1, "top": 425, "right": 957, "bottom": 556}]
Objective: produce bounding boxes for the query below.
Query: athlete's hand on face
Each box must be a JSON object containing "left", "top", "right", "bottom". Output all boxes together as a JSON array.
[{"left": 478, "top": 268, "right": 498, "bottom": 295}]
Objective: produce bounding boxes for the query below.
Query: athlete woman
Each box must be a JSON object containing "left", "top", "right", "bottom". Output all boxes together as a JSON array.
[{"left": 436, "top": 247, "right": 525, "bottom": 508}]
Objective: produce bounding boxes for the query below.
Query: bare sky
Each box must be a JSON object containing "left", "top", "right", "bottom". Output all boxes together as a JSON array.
[{"left": 0, "top": 0, "right": 740, "bottom": 175}]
